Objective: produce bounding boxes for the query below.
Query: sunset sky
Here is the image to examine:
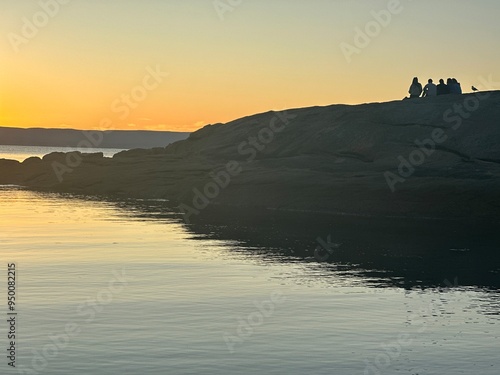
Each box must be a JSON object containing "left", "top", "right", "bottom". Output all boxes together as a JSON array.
[{"left": 1, "top": 0, "right": 499, "bottom": 132}]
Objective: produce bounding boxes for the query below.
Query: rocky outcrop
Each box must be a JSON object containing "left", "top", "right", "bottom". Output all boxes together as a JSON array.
[{"left": 1, "top": 91, "right": 500, "bottom": 220}]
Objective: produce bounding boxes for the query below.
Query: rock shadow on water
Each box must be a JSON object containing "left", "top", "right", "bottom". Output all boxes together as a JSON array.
[{"left": 108, "top": 198, "right": 500, "bottom": 293}]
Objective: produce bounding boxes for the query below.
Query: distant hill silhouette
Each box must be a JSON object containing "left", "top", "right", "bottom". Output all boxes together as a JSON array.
[{"left": 0, "top": 126, "right": 189, "bottom": 149}]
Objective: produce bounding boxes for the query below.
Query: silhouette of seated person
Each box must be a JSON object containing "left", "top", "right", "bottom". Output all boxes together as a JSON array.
[
  {"left": 408, "top": 77, "right": 422, "bottom": 99},
  {"left": 449, "top": 78, "right": 462, "bottom": 94},
  {"left": 437, "top": 79, "right": 449, "bottom": 95},
  {"left": 422, "top": 79, "right": 437, "bottom": 97}
]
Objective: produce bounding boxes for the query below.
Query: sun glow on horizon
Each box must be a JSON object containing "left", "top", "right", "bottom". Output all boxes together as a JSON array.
[{"left": 1, "top": 0, "right": 499, "bottom": 132}]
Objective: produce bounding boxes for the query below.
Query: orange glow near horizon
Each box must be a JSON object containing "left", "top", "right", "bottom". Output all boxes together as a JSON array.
[{"left": 1, "top": 1, "right": 499, "bottom": 133}]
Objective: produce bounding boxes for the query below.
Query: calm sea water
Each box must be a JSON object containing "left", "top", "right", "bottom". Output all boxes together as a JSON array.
[
  {"left": 1, "top": 186, "right": 499, "bottom": 375},
  {"left": 0, "top": 145, "right": 125, "bottom": 162}
]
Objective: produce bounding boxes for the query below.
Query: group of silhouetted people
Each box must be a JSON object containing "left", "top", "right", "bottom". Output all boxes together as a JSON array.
[{"left": 408, "top": 77, "right": 462, "bottom": 99}]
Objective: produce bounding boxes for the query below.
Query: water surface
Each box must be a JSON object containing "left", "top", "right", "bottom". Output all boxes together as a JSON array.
[{"left": 1, "top": 187, "right": 499, "bottom": 374}]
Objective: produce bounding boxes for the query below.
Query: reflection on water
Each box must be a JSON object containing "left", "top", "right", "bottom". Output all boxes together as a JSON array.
[
  {"left": 110, "top": 197, "right": 500, "bottom": 292},
  {"left": 1, "top": 187, "right": 499, "bottom": 375}
]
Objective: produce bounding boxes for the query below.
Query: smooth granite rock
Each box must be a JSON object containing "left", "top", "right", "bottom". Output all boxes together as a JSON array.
[{"left": 1, "top": 91, "right": 500, "bottom": 219}]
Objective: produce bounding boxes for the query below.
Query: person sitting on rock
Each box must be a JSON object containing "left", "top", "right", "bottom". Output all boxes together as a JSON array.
[
  {"left": 422, "top": 79, "right": 437, "bottom": 97},
  {"left": 448, "top": 78, "right": 462, "bottom": 94},
  {"left": 437, "top": 79, "right": 449, "bottom": 95},
  {"left": 408, "top": 77, "right": 422, "bottom": 98},
  {"left": 446, "top": 78, "right": 459, "bottom": 94}
]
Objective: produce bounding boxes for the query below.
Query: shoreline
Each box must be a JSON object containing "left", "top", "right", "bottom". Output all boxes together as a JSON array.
[{"left": 1, "top": 92, "right": 500, "bottom": 222}]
